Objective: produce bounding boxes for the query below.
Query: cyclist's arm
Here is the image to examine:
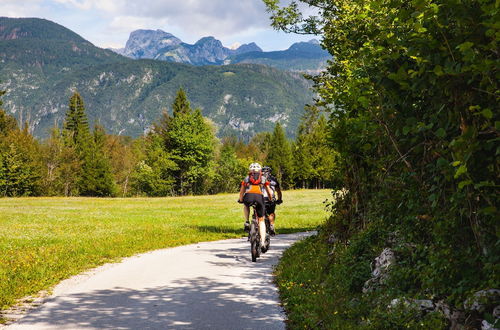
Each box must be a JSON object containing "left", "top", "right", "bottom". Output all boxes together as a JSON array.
[
  {"left": 275, "top": 180, "right": 283, "bottom": 201},
  {"left": 264, "top": 183, "right": 273, "bottom": 200},
  {"left": 238, "top": 182, "right": 245, "bottom": 202},
  {"left": 277, "top": 187, "right": 282, "bottom": 201}
]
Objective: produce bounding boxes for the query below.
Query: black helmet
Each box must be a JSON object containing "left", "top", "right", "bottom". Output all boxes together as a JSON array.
[{"left": 262, "top": 166, "right": 272, "bottom": 173}]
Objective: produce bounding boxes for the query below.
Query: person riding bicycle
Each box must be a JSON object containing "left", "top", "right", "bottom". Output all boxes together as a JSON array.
[
  {"left": 238, "top": 163, "right": 273, "bottom": 247},
  {"left": 262, "top": 166, "right": 282, "bottom": 236}
]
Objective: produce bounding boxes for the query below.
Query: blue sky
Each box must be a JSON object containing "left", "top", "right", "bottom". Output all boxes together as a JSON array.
[{"left": 0, "top": 0, "right": 318, "bottom": 51}]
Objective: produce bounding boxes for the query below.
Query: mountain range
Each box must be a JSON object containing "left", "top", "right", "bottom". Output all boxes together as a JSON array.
[
  {"left": 0, "top": 17, "right": 315, "bottom": 140},
  {"left": 111, "top": 29, "right": 330, "bottom": 72}
]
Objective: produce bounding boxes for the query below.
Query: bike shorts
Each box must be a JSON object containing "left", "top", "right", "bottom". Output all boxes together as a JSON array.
[
  {"left": 243, "top": 193, "right": 265, "bottom": 218},
  {"left": 264, "top": 198, "right": 276, "bottom": 215}
]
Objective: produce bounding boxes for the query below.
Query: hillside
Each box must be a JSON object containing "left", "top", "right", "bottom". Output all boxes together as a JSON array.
[
  {"left": 226, "top": 40, "right": 331, "bottom": 72},
  {"left": 0, "top": 17, "right": 313, "bottom": 139}
]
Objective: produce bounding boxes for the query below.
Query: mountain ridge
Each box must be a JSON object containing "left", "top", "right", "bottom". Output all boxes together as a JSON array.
[
  {"left": 0, "top": 17, "right": 314, "bottom": 140},
  {"left": 113, "top": 29, "right": 330, "bottom": 71}
]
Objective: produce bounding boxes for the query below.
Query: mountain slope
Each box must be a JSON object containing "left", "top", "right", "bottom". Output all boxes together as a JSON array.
[
  {"left": 0, "top": 18, "right": 313, "bottom": 139},
  {"left": 226, "top": 40, "right": 331, "bottom": 72}
]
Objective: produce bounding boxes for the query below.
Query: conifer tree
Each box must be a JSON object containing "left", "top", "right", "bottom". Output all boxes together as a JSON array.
[
  {"left": 0, "top": 125, "right": 42, "bottom": 196},
  {"left": 172, "top": 88, "right": 191, "bottom": 117},
  {"left": 64, "top": 92, "right": 90, "bottom": 146},
  {"left": 266, "top": 123, "right": 293, "bottom": 188},
  {"left": 78, "top": 124, "right": 115, "bottom": 197},
  {"left": 160, "top": 89, "right": 216, "bottom": 195},
  {"left": 62, "top": 92, "right": 115, "bottom": 196}
]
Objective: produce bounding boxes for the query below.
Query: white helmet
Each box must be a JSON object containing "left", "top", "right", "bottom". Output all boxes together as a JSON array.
[{"left": 249, "top": 162, "right": 262, "bottom": 172}]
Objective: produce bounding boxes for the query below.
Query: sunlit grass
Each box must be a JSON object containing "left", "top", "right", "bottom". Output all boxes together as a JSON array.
[{"left": 0, "top": 189, "right": 331, "bottom": 315}]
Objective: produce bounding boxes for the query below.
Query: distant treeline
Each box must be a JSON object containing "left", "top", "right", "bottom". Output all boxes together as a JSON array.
[{"left": 0, "top": 88, "right": 333, "bottom": 197}]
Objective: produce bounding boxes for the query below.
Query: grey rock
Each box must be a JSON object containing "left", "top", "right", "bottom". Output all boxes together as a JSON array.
[
  {"left": 464, "top": 289, "right": 500, "bottom": 313},
  {"left": 493, "top": 305, "right": 500, "bottom": 319},
  {"left": 123, "top": 29, "right": 182, "bottom": 59},
  {"left": 481, "top": 319, "right": 498, "bottom": 330},
  {"left": 435, "top": 300, "right": 466, "bottom": 329},
  {"left": 118, "top": 30, "right": 262, "bottom": 66},
  {"left": 389, "top": 298, "right": 434, "bottom": 312},
  {"left": 362, "top": 248, "right": 395, "bottom": 293}
]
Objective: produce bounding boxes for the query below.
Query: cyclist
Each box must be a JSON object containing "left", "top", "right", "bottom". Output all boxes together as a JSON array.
[
  {"left": 262, "top": 166, "right": 282, "bottom": 236},
  {"left": 238, "top": 163, "right": 273, "bottom": 247}
]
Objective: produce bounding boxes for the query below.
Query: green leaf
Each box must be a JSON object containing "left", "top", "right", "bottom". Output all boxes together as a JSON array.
[
  {"left": 458, "top": 180, "right": 472, "bottom": 189},
  {"left": 437, "top": 158, "right": 448, "bottom": 167},
  {"left": 454, "top": 165, "right": 467, "bottom": 178},
  {"left": 451, "top": 161, "right": 461, "bottom": 167},
  {"left": 435, "top": 128, "right": 446, "bottom": 138},
  {"left": 433, "top": 65, "right": 444, "bottom": 76},
  {"left": 480, "top": 109, "right": 493, "bottom": 119},
  {"left": 457, "top": 42, "right": 474, "bottom": 52},
  {"left": 480, "top": 206, "right": 497, "bottom": 215},
  {"left": 357, "top": 96, "right": 369, "bottom": 107}
]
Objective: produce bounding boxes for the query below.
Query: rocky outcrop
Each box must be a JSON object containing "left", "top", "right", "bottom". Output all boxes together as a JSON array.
[
  {"left": 363, "top": 248, "right": 396, "bottom": 293},
  {"left": 123, "top": 29, "right": 182, "bottom": 59},
  {"left": 120, "top": 30, "right": 262, "bottom": 65},
  {"left": 388, "top": 291, "right": 500, "bottom": 329}
]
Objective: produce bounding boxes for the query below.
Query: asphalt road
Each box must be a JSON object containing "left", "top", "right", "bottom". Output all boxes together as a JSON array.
[{"left": 6, "top": 232, "right": 314, "bottom": 330}]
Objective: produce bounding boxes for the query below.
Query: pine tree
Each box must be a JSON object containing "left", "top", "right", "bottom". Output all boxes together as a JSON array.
[
  {"left": 266, "top": 123, "right": 293, "bottom": 188},
  {"left": 63, "top": 92, "right": 90, "bottom": 146},
  {"left": 154, "top": 89, "right": 217, "bottom": 195},
  {"left": 0, "top": 126, "right": 42, "bottom": 196},
  {"left": 172, "top": 88, "right": 191, "bottom": 117}
]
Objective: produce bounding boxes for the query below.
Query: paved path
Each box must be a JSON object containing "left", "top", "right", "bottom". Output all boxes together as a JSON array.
[{"left": 6, "top": 232, "right": 314, "bottom": 330}]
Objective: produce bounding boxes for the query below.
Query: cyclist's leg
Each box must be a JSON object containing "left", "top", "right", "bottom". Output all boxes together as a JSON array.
[
  {"left": 256, "top": 196, "right": 266, "bottom": 245},
  {"left": 267, "top": 202, "right": 276, "bottom": 235},
  {"left": 243, "top": 194, "right": 252, "bottom": 231}
]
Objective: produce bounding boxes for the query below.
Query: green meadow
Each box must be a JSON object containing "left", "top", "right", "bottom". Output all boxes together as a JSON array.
[{"left": 0, "top": 189, "right": 330, "bottom": 315}]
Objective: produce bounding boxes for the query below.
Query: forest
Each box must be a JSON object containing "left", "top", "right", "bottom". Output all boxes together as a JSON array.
[{"left": 0, "top": 88, "right": 333, "bottom": 197}]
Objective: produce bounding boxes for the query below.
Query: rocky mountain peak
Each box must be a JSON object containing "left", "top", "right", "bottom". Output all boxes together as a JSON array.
[
  {"left": 124, "top": 29, "right": 182, "bottom": 59},
  {"left": 233, "top": 42, "right": 262, "bottom": 55}
]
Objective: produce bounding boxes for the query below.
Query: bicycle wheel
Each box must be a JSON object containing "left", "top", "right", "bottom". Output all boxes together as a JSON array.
[
  {"left": 262, "top": 218, "right": 270, "bottom": 253},
  {"left": 250, "top": 220, "right": 259, "bottom": 262}
]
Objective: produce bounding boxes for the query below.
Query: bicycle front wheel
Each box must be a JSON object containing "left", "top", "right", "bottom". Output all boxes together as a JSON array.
[{"left": 250, "top": 221, "right": 260, "bottom": 262}]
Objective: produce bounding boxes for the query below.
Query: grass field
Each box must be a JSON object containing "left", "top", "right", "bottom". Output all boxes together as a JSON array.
[{"left": 0, "top": 189, "right": 331, "bottom": 316}]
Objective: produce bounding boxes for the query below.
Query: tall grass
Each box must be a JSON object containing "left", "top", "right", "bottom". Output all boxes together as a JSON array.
[{"left": 0, "top": 190, "right": 330, "bottom": 316}]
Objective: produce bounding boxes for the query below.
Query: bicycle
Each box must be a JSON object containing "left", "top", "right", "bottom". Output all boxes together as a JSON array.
[{"left": 242, "top": 201, "right": 270, "bottom": 262}]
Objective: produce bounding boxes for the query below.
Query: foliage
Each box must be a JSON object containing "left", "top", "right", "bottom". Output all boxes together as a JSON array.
[
  {"left": 131, "top": 134, "right": 177, "bottom": 196},
  {"left": 0, "top": 92, "right": 42, "bottom": 196},
  {"left": 266, "top": 123, "right": 293, "bottom": 188},
  {"left": 211, "top": 140, "right": 247, "bottom": 194},
  {"left": 266, "top": 0, "right": 499, "bottom": 327},
  {"left": 62, "top": 93, "right": 115, "bottom": 196},
  {"left": 0, "top": 127, "right": 42, "bottom": 197},
  {"left": 293, "top": 105, "right": 336, "bottom": 189}
]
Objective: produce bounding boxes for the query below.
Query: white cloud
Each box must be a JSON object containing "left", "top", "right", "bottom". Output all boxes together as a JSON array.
[
  {"left": 0, "top": 0, "right": 44, "bottom": 17},
  {"left": 0, "top": 0, "right": 316, "bottom": 50},
  {"left": 52, "top": 0, "right": 271, "bottom": 39}
]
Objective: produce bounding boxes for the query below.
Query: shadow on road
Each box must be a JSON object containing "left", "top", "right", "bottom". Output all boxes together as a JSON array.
[{"left": 11, "top": 236, "right": 307, "bottom": 329}]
